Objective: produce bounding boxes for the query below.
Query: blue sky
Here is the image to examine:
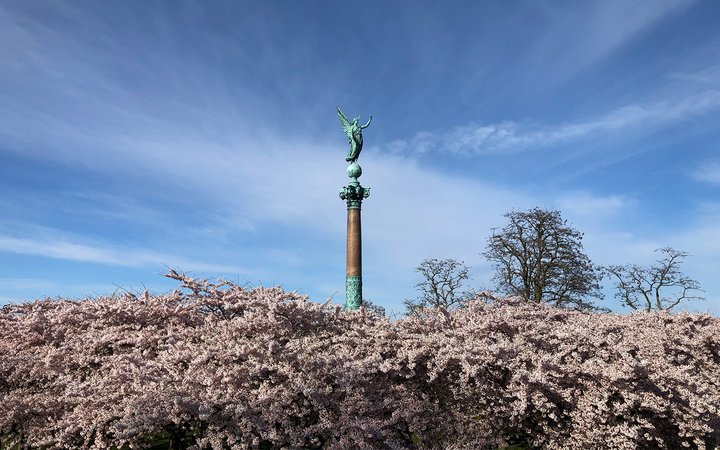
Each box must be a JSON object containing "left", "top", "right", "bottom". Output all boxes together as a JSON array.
[{"left": 1, "top": 0, "right": 719, "bottom": 316}]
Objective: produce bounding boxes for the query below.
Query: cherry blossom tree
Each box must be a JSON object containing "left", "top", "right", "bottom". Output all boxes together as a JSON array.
[{"left": 0, "top": 270, "right": 718, "bottom": 449}]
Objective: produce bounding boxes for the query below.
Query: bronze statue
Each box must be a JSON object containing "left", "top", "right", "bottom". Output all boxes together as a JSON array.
[{"left": 337, "top": 107, "right": 372, "bottom": 163}]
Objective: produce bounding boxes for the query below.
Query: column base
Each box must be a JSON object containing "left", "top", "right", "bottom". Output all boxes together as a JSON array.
[{"left": 345, "top": 275, "right": 362, "bottom": 310}]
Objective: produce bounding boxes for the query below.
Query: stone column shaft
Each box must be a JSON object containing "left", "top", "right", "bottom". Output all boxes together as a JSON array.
[
  {"left": 346, "top": 208, "right": 362, "bottom": 277},
  {"left": 344, "top": 207, "right": 363, "bottom": 310}
]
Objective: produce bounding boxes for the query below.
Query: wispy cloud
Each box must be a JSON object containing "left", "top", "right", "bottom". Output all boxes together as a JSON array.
[
  {"left": 693, "top": 160, "right": 720, "bottom": 184},
  {"left": 525, "top": 0, "right": 694, "bottom": 77},
  {"left": 0, "top": 277, "right": 123, "bottom": 302},
  {"left": 670, "top": 70, "right": 720, "bottom": 87},
  {"left": 556, "top": 193, "right": 630, "bottom": 219},
  {"left": 0, "top": 234, "right": 245, "bottom": 274},
  {"left": 668, "top": 58, "right": 720, "bottom": 87},
  {"left": 386, "top": 90, "right": 720, "bottom": 156}
]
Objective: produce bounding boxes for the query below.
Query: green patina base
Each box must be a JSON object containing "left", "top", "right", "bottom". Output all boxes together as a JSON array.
[{"left": 345, "top": 275, "right": 362, "bottom": 310}]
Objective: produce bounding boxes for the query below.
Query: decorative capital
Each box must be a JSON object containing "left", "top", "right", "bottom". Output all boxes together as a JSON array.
[{"left": 340, "top": 184, "right": 370, "bottom": 209}]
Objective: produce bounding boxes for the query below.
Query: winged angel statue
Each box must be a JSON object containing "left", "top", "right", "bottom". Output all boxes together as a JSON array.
[{"left": 337, "top": 107, "right": 372, "bottom": 163}]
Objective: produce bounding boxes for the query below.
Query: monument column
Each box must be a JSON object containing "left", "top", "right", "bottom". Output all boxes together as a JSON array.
[
  {"left": 340, "top": 164, "right": 369, "bottom": 309},
  {"left": 336, "top": 107, "right": 372, "bottom": 310}
]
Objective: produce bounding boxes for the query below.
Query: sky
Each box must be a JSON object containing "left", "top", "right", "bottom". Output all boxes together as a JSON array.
[{"left": 1, "top": 0, "right": 719, "bottom": 316}]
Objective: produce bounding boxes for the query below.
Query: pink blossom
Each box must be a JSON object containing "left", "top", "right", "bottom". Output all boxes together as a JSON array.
[{"left": 0, "top": 272, "right": 718, "bottom": 449}]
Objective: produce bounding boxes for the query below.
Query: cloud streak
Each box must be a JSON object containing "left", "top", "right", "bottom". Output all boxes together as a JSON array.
[
  {"left": 386, "top": 90, "right": 720, "bottom": 156},
  {"left": 693, "top": 160, "right": 720, "bottom": 184},
  {"left": 525, "top": 0, "right": 693, "bottom": 78},
  {"left": 556, "top": 193, "right": 630, "bottom": 219},
  {"left": 0, "top": 234, "right": 245, "bottom": 274},
  {"left": 0, "top": 277, "right": 124, "bottom": 302}
]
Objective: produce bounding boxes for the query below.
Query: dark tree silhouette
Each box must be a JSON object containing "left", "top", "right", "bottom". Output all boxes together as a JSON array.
[
  {"left": 483, "top": 208, "right": 605, "bottom": 311},
  {"left": 404, "top": 258, "right": 476, "bottom": 317},
  {"left": 603, "top": 247, "right": 704, "bottom": 312}
]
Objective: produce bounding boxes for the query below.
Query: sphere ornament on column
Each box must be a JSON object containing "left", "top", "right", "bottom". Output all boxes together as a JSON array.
[{"left": 347, "top": 161, "right": 362, "bottom": 179}]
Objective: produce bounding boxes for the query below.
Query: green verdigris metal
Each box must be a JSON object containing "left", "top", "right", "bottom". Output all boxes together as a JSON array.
[
  {"left": 337, "top": 107, "right": 372, "bottom": 163},
  {"left": 345, "top": 276, "right": 363, "bottom": 310},
  {"left": 339, "top": 163, "right": 370, "bottom": 209},
  {"left": 337, "top": 107, "right": 371, "bottom": 310}
]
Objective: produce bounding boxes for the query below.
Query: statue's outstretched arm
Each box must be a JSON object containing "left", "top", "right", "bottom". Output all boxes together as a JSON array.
[{"left": 361, "top": 116, "right": 372, "bottom": 129}]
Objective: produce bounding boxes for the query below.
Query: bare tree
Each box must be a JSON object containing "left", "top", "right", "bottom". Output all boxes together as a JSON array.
[
  {"left": 404, "top": 258, "right": 475, "bottom": 317},
  {"left": 603, "top": 247, "right": 704, "bottom": 312},
  {"left": 483, "top": 208, "right": 605, "bottom": 311}
]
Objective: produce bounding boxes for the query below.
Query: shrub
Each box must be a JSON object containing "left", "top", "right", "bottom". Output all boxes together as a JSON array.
[{"left": 0, "top": 272, "right": 718, "bottom": 449}]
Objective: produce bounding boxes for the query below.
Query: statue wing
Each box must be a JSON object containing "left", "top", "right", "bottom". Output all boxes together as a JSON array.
[{"left": 336, "top": 107, "right": 353, "bottom": 137}]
